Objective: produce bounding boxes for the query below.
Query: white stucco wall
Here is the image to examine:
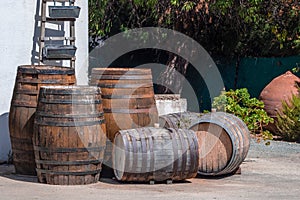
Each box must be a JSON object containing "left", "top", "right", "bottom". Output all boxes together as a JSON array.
[{"left": 0, "top": 0, "right": 88, "bottom": 162}]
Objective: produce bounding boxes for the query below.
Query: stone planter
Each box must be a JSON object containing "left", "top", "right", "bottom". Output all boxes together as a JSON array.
[{"left": 155, "top": 94, "right": 187, "bottom": 116}]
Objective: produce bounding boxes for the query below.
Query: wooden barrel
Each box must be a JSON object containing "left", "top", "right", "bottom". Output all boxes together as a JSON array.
[
  {"left": 33, "top": 86, "right": 106, "bottom": 185},
  {"left": 159, "top": 111, "right": 204, "bottom": 129},
  {"left": 113, "top": 127, "right": 199, "bottom": 182},
  {"left": 89, "top": 68, "right": 159, "bottom": 177},
  {"left": 159, "top": 112, "right": 250, "bottom": 176},
  {"left": 90, "top": 68, "right": 159, "bottom": 141},
  {"left": 9, "top": 65, "right": 76, "bottom": 175}
]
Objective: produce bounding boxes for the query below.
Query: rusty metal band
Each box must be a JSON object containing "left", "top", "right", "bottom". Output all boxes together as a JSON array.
[
  {"left": 93, "top": 83, "right": 153, "bottom": 89},
  {"left": 39, "top": 98, "right": 102, "bottom": 104},
  {"left": 40, "top": 88, "right": 100, "bottom": 95},
  {"left": 130, "top": 130, "right": 138, "bottom": 175},
  {"left": 15, "top": 89, "right": 40, "bottom": 95},
  {"left": 16, "top": 78, "right": 74, "bottom": 84},
  {"left": 168, "top": 128, "right": 179, "bottom": 177},
  {"left": 144, "top": 128, "right": 154, "bottom": 176},
  {"left": 11, "top": 101, "right": 37, "bottom": 107},
  {"left": 33, "top": 146, "right": 105, "bottom": 153},
  {"left": 92, "top": 75, "right": 152, "bottom": 80},
  {"left": 103, "top": 108, "right": 152, "bottom": 114},
  {"left": 35, "top": 169, "right": 101, "bottom": 176},
  {"left": 35, "top": 111, "right": 104, "bottom": 118},
  {"left": 101, "top": 94, "right": 154, "bottom": 99},
  {"left": 177, "top": 128, "right": 187, "bottom": 176},
  {"left": 92, "top": 69, "right": 151, "bottom": 75},
  {"left": 140, "top": 128, "right": 148, "bottom": 176},
  {"left": 34, "top": 119, "right": 105, "bottom": 126},
  {"left": 35, "top": 159, "right": 102, "bottom": 166},
  {"left": 185, "top": 129, "right": 197, "bottom": 174},
  {"left": 122, "top": 131, "right": 130, "bottom": 180}
]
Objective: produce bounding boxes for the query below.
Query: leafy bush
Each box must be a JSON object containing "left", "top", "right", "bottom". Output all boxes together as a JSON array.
[
  {"left": 212, "top": 88, "right": 274, "bottom": 140},
  {"left": 276, "top": 92, "right": 300, "bottom": 143},
  {"left": 89, "top": 0, "right": 300, "bottom": 57}
]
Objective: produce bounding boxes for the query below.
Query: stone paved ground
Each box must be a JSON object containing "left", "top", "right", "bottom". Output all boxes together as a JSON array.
[{"left": 0, "top": 140, "right": 299, "bottom": 200}]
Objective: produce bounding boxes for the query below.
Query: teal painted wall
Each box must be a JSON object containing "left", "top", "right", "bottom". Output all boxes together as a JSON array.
[
  {"left": 235, "top": 56, "right": 300, "bottom": 97},
  {"left": 106, "top": 51, "right": 300, "bottom": 111},
  {"left": 188, "top": 56, "right": 300, "bottom": 111}
]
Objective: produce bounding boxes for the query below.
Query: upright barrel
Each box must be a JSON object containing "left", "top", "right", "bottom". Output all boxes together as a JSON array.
[
  {"left": 90, "top": 68, "right": 159, "bottom": 177},
  {"left": 90, "top": 68, "right": 159, "bottom": 141},
  {"left": 113, "top": 127, "right": 199, "bottom": 182},
  {"left": 160, "top": 112, "right": 250, "bottom": 176},
  {"left": 9, "top": 65, "right": 76, "bottom": 175},
  {"left": 33, "top": 86, "right": 106, "bottom": 185}
]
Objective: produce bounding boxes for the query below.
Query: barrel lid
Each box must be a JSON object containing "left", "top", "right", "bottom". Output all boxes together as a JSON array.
[
  {"left": 18, "top": 65, "right": 75, "bottom": 75},
  {"left": 189, "top": 112, "right": 250, "bottom": 151},
  {"left": 191, "top": 112, "right": 250, "bottom": 176}
]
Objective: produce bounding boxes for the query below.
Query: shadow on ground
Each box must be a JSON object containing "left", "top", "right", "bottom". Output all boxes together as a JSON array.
[{"left": 0, "top": 164, "right": 37, "bottom": 183}]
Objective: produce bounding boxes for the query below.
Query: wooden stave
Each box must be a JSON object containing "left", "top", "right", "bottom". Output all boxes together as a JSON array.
[
  {"left": 89, "top": 68, "right": 158, "bottom": 141},
  {"left": 33, "top": 86, "right": 106, "bottom": 185},
  {"left": 8, "top": 65, "right": 76, "bottom": 175},
  {"left": 190, "top": 112, "right": 250, "bottom": 176},
  {"left": 159, "top": 111, "right": 250, "bottom": 176},
  {"left": 90, "top": 68, "right": 159, "bottom": 177},
  {"left": 113, "top": 127, "right": 199, "bottom": 182}
]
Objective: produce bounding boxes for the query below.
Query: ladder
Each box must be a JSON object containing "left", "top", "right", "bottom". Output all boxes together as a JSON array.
[{"left": 39, "top": 0, "right": 80, "bottom": 68}]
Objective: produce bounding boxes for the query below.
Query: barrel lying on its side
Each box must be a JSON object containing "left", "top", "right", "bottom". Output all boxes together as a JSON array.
[
  {"left": 113, "top": 127, "right": 199, "bottom": 182},
  {"left": 9, "top": 65, "right": 76, "bottom": 175},
  {"left": 159, "top": 112, "right": 250, "bottom": 176},
  {"left": 33, "top": 86, "right": 106, "bottom": 185},
  {"left": 191, "top": 112, "right": 250, "bottom": 176}
]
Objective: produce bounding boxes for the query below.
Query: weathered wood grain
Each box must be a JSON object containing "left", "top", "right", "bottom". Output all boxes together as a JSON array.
[
  {"left": 9, "top": 65, "right": 76, "bottom": 175},
  {"left": 113, "top": 127, "right": 199, "bottom": 182},
  {"left": 33, "top": 86, "right": 106, "bottom": 185},
  {"left": 159, "top": 112, "right": 250, "bottom": 176}
]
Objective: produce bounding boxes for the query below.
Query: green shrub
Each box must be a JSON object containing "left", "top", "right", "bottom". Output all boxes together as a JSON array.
[
  {"left": 212, "top": 88, "right": 274, "bottom": 140},
  {"left": 276, "top": 93, "right": 300, "bottom": 143},
  {"left": 89, "top": 0, "right": 300, "bottom": 57}
]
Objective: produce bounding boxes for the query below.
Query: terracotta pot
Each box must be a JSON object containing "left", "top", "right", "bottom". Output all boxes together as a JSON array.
[{"left": 259, "top": 71, "right": 300, "bottom": 133}]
